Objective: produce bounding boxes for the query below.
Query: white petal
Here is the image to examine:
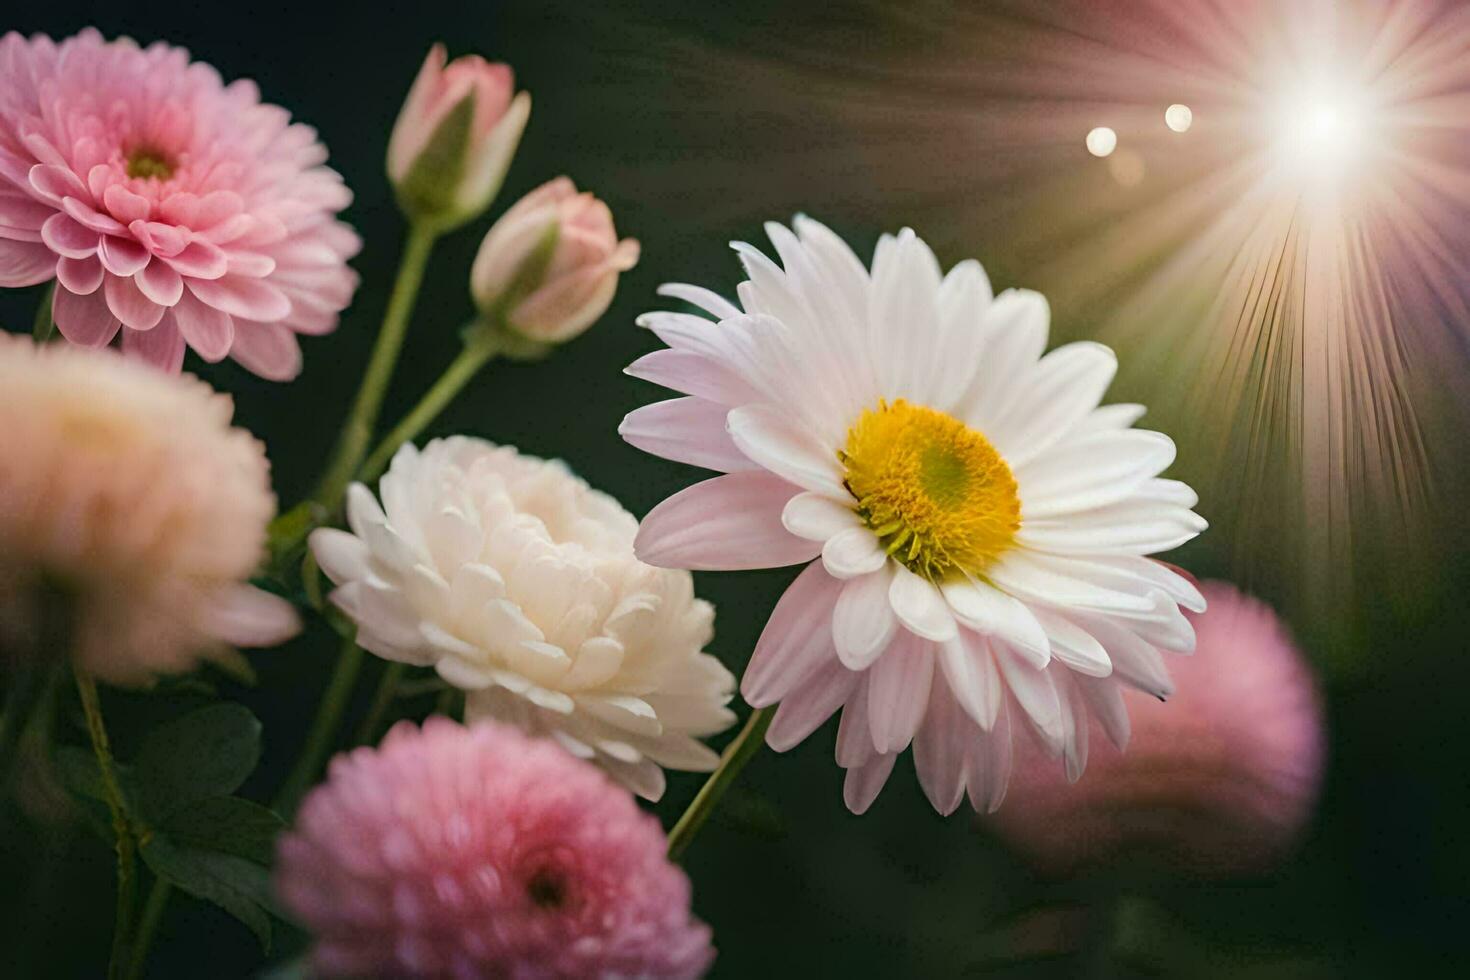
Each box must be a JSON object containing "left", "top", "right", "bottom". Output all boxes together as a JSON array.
[
  {"left": 832, "top": 565, "right": 898, "bottom": 670},
  {"left": 939, "top": 578, "right": 1050, "bottom": 666},
  {"left": 1077, "top": 674, "right": 1131, "bottom": 750},
  {"left": 625, "top": 349, "right": 757, "bottom": 407},
  {"left": 957, "top": 288, "right": 1049, "bottom": 426},
  {"left": 938, "top": 630, "right": 1001, "bottom": 730},
  {"left": 742, "top": 562, "right": 844, "bottom": 707},
  {"left": 1017, "top": 430, "right": 1177, "bottom": 518},
  {"left": 1053, "top": 668, "right": 1091, "bottom": 783},
  {"left": 888, "top": 566, "right": 958, "bottom": 641},
  {"left": 782, "top": 492, "right": 860, "bottom": 541},
  {"left": 309, "top": 528, "right": 371, "bottom": 585},
  {"left": 993, "top": 645, "right": 1063, "bottom": 753},
  {"left": 870, "top": 228, "right": 944, "bottom": 401},
  {"left": 866, "top": 631, "right": 935, "bottom": 754},
  {"left": 1033, "top": 610, "right": 1113, "bottom": 677},
  {"left": 657, "top": 281, "right": 742, "bottom": 320},
  {"left": 726, "top": 403, "right": 845, "bottom": 496},
  {"left": 986, "top": 550, "right": 1157, "bottom": 614},
  {"left": 822, "top": 527, "right": 888, "bottom": 579},
  {"left": 991, "top": 342, "right": 1117, "bottom": 467},
  {"left": 634, "top": 472, "right": 817, "bottom": 570}
]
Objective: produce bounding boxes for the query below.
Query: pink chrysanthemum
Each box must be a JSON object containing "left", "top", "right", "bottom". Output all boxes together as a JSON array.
[
  {"left": 277, "top": 718, "right": 716, "bottom": 979},
  {"left": 985, "top": 581, "right": 1326, "bottom": 876},
  {"left": 0, "top": 29, "right": 360, "bottom": 377}
]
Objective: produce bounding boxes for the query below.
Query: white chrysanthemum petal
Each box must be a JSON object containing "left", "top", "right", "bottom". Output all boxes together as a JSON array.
[
  {"left": 832, "top": 566, "right": 898, "bottom": 670},
  {"left": 938, "top": 631, "right": 1002, "bottom": 730},
  {"left": 620, "top": 221, "right": 1206, "bottom": 814},
  {"left": 782, "top": 492, "right": 860, "bottom": 542},
  {"left": 939, "top": 578, "right": 1051, "bottom": 666},
  {"left": 889, "top": 566, "right": 959, "bottom": 641},
  {"left": 656, "top": 281, "right": 742, "bottom": 320},
  {"left": 821, "top": 526, "right": 888, "bottom": 579},
  {"left": 312, "top": 438, "right": 735, "bottom": 795},
  {"left": 727, "top": 404, "right": 845, "bottom": 496}
]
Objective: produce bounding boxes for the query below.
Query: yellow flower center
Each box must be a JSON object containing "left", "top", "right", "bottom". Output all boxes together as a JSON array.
[
  {"left": 839, "top": 399, "right": 1021, "bottom": 581},
  {"left": 126, "top": 147, "right": 175, "bottom": 181}
]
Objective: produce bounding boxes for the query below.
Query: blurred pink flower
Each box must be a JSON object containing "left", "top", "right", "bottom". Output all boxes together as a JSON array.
[
  {"left": 0, "top": 29, "right": 360, "bottom": 378},
  {"left": 0, "top": 336, "right": 298, "bottom": 684},
  {"left": 471, "top": 177, "right": 640, "bottom": 343},
  {"left": 277, "top": 718, "right": 716, "bottom": 979},
  {"left": 388, "top": 44, "right": 530, "bottom": 228},
  {"left": 985, "top": 580, "right": 1326, "bottom": 876}
]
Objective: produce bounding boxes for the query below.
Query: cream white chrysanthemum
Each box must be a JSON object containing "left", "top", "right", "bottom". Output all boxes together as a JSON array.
[
  {"left": 310, "top": 438, "right": 736, "bottom": 800},
  {"left": 621, "top": 218, "right": 1207, "bottom": 815},
  {"left": 0, "top": 335, "right": 298, "bottom": 684}
]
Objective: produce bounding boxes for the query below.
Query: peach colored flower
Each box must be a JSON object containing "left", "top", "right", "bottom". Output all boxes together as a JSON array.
[
  {"left": 277, "top": 718, "right": 716, "bottom": 979},
  {"left": 0, "top": 336, "right": 298, "bottom": 684},
  {"left": 387, "top": 44, "right": 530, "bottom": 228},
  {"left": 471, "top": 177, "right": 640, "bottom": 343},
  {"left": 985, "top": 581, "right": 1326, "bottom": 876}
]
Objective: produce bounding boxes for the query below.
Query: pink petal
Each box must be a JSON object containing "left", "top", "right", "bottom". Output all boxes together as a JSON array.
[
  {"left": 56, "top": 255, "right": 104, "bottom": 295},
  {"left": 224, "top": 249, "right": 276, "bottom": 278},
  {"left": 128, "top": 219, "right": 188, "bottom": 257},
  {"left": 843, "top": 751, "right": 897, "bottom": 815},
  {"left": 61, "top": 196, "right": 128, "bottom": 235},
  {"left": 618, "top": 397, "right": 753, "bottom": 473},
  {"left": 913, "top": 678, "right": 970, "bottom": 815},
  {"left": 204, "top": 585, "right": 302, "bottom": 648},
  {"left": 187, "top": 275, "right": 291, "bottom": 322},
  {"left": 136, "top": 258, "right": 184, "bottom": 306},
  {"left": 40, "top": 212, "right": 99, "bottom": 259},
  {"left": 742, "top": 561, "right": 844, "bottom": 707},
  {"left": 633, "top": 472, "right": 816, "bottom": 570},
  {"left": 169, "top": 291, "right": 235, "bottom": 361},
  {"left": 0, "top": 238, "right": 56, "bottom": 287},
  {"left": 102, "top": 184, "right": 150, "bottom": 224},
  {"left": 866, "top": 630, "right": 935, "bottom": 754},
  {"left": 163, "top": 239, "right": 228, "bottom": 280},
  {"left": 122, "top": 321, "right": 186, "bottom": 372},
  {"left": 832, "top": 565, "right": 898, "bottom": 671},
  {"left": 230, "top": 320, "right": 302, "bottom": 380},
  {"left": 98, "top": 235, "right": 150, "bottom": 277},
  {"left": 624, "top": 349, "right": 759, "bottom": 407},
  {"left": 766, "top": 660, "right": 858, "bottom": 752},
  {"left": 52, "top": 284, "right": 121, "bottom": 346},
  {"left": 0, "top": 188, "right": 53, "bottom": 231},
  {"left": 104, "top": 273, "right": 167, "bottom": 330},
  {"left": 27, "top": 163, "right": 88, "bottom": 203}
]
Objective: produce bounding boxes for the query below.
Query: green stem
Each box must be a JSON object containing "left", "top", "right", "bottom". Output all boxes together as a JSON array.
[
  {"left": 313, "top": 222, "right": 440, "bottom": 509},
  {"left": 32, "top": 282, "right": 56, "bottom": 342},
  {"left": 353, "top": 662, "right": 407, "bottom": 746},
  {"left": 357, "top": 331, "right": 501, "bottom": 486},
  {"left": 666, "top": 706, "right": 773, "bottom": 863},
  {"left": 125, "top": 880, "right": 171, "bottom": 980},
  {"left": 273, "top": 636, "right": 364, "bottom": 815},
  {"left": 75, "top": 671, "right": 137, "bottom": 980}
]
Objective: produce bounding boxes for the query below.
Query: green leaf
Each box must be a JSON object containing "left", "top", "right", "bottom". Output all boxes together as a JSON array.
[
  {"left": 32, "top": 282, "right": 55, "bottom": 342},
  {"left": 140, "top": 835, "right": 275, "bottom": 951},
  {"left": 161, "top": 796, "right": 286, "bottom": 866},
  {"left": 52, "top": 745, "right": 109, "bottom": 803},
  {"left": 132, "top": 703, "right": 261, "bottom": 822}
]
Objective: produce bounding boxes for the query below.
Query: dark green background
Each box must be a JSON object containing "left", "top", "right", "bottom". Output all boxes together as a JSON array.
[{"left": 2, "top": 1, "right": 1468, "bottom": 976}]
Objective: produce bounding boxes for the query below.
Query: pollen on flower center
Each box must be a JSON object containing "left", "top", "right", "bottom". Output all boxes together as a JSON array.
[
  {"left": 839, "top": 399, "right": 1021, "bottom": 580},
  {"left": 125, "top": 146, "right": 175, "bottom": 180}
]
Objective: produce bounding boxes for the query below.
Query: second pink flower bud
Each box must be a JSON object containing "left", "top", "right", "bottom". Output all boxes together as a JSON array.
[{"left": 471, "top": 177, "right": 640, "bottom": 343}]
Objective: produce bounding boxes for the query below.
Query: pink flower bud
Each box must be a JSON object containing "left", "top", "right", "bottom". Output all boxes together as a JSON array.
[
  {"left": 471, "top": 177, "right": 640, "bottom": 343},
  {"left": 387, "top": 45, "right": 531, "bottom": 228}
]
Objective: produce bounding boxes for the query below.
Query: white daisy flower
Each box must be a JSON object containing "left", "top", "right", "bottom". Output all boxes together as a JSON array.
[
  {"left": 310, "top": 438, "right": 736, "bottom": 800},
  {"left": 620, "top": 218, "right": 1207, "bottom": 814}
]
